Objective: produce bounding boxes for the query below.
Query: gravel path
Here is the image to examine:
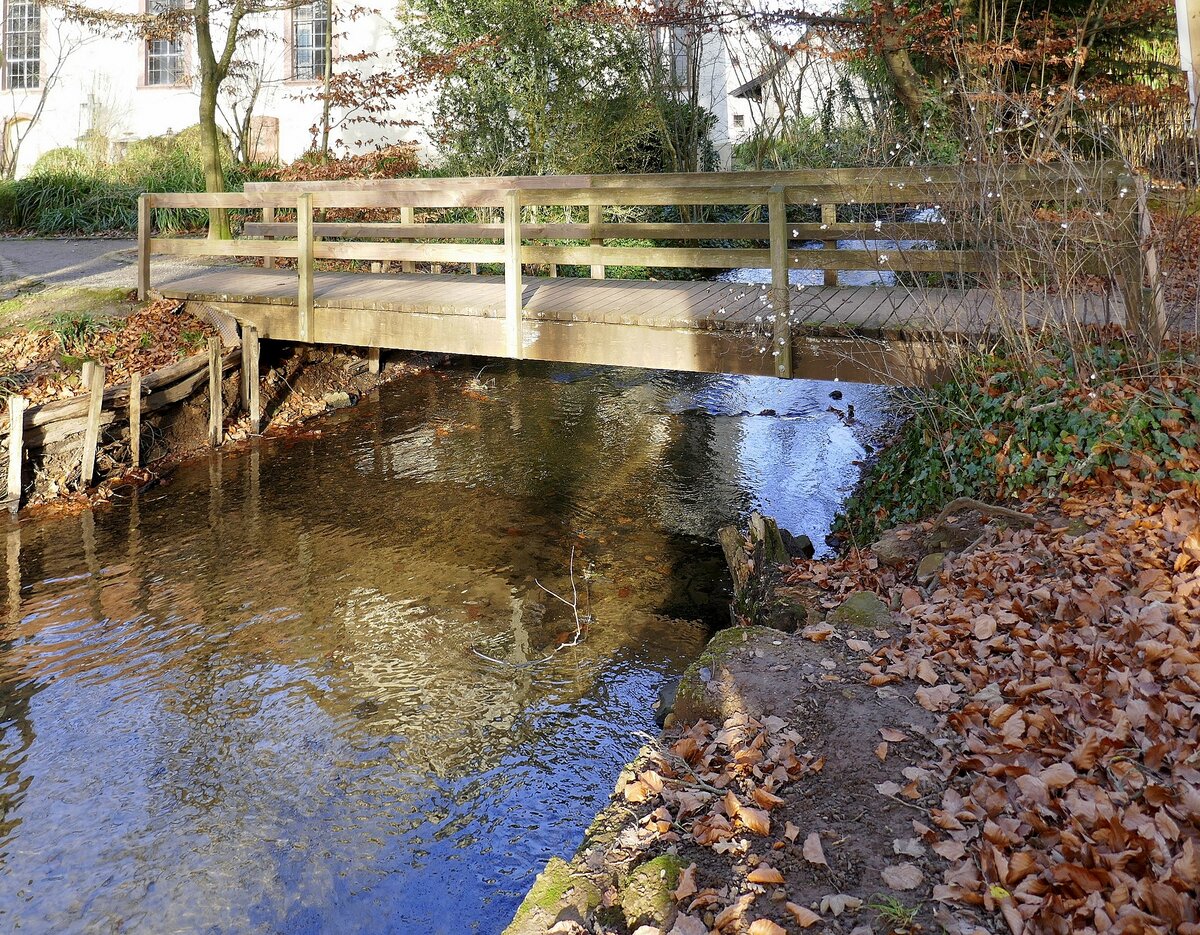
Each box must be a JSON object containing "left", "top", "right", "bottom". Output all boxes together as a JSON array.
[{"left": 0, "top": 237, "right": 237, "bottom": 293}]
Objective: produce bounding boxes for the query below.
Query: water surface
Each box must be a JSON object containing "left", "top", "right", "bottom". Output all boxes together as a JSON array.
[{"left": 0, "top": 360, "right": 887, "bottom": 933}]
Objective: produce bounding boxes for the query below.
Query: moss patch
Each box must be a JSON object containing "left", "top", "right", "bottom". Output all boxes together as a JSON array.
[
  {"left": 504, "top": 857, "right": 600, "bottom": 934},
  {"left": 620, "top": 853, "right": 688, "bottom": 929}
]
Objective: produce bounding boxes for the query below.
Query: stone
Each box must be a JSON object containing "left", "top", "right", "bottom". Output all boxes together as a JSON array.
[
  {"left": 871, "top": 528, "right": 915, "bottom": 567},
  {"left": 620, "top": 854, "right": 688, "bottom": 930},
  {"left": 322, "top": 391, "right": 353, "bottom": 409},
  {"left": 668, "top": 916, "right": 709, "bottom": 935},
  {"left": 916, "top": 552, "right": 946, "bottom": 585},
  {"left": 829, "top": 591, "right": 891, "bottom": 630},
  {"left": 503, "top": 857, "right": 601, "bottom": 935},
  {"left": 780, "top": 529, "right": 815, "bottom": 560},
  {"left": 654, "top": 676, "right": 681, "bottom": 727}
]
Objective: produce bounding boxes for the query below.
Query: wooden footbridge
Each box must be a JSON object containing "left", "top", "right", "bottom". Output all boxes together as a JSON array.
[{"left": 138, "top": 163, "right": 1162, "bottom": 386}]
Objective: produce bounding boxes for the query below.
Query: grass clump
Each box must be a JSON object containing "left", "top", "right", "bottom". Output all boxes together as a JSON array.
[{"left": 838, "top": 338, "right": 1200, "bottom": 543}]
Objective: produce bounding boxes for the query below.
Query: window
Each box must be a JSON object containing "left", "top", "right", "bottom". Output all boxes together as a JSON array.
[
  {"left": 733, "top": 113, "right": 745, "bottom": 128},
  {"left": 146, "top": 0, "right": 185, "bottom": 86},
  {"left": 5, "top": 0, "right": 40, "bottom": 90},
  {"left": 292, "top": 2, "right": 327, "bottom": 80}
]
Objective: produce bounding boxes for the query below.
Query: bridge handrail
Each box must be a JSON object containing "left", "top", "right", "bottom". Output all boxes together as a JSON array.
[{"left": 137, "top": 161, "right": 1163, "bottom": 371}]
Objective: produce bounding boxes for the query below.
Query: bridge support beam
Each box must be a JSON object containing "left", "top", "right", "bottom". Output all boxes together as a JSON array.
[{"left": 768, "top": 187, "right": 793, "bottom": 379}]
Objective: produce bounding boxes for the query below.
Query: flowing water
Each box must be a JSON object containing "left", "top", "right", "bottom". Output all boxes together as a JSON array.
[{"left": 0, "top": 360, "right": 889, "bottom": 934}]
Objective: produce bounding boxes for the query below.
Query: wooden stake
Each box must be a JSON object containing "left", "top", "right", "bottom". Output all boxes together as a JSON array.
[
  {"left": 245, "top": 326, "right": 261, "bottom": 433},
  {"left": 768, "top": 186, "right": 792, "bottom": 379},
  {"left": 6, "top": 395, "right": 26, "bottom": 510},
  {"left": 297, "top": 193, "right": 314, "bottom": 343},
  {"left": 129, "top": 371, "right": 142, "bottom": 468},
  {"left": 80, "top": 362, "right": 105, "bottom": 488},
  {"left": 208, "top": 337, "right": 223, "bottom": 447},
  {"left": 367, "top": 347, "right": 381, "bottom": 375}
]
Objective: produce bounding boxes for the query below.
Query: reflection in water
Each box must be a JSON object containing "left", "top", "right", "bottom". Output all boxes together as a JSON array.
[{"left": 0, "top": 361, "right": 888, "bottom": 933}]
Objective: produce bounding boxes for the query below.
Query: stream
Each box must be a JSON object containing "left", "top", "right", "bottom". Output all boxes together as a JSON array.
[{"left": 0, "top": 359, "right": 890, "bottom": 933}]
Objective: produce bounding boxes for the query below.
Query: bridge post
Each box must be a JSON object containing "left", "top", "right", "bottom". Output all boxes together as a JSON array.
[
  {"left": 588, "top": 203, "right": 605, "bottom": 279},
  {"left": 504, "top": 188, "right": 523, "bottom": 359},
  {"left": 768, "top": 186, "right": 793, "bottom": 379},
  {"left": 297, "top": 193, "right": 314, "bottom": 343},
  {"left": 137, "top": 194, "right": 151, "bottom": 301},
  {"left": 821, "top": 204, "right": 838, "bottom": 287},
  {"left": 263, "top": 206, "right": 276, "bottom": 270},
  {"left": 401, "top": 205, "right": 416, "bottom": 273}
]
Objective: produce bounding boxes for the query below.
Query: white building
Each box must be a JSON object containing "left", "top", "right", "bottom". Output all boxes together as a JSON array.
[
  {"left": 0, "top": 2, "right": 847, "bottom": 177},
  {"left": 1, "top": 1, "right": 433, "bottom": 176}
]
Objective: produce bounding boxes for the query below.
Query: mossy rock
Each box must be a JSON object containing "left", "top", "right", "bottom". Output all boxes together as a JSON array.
[
  {"left": 620, "top": 854, "right": 688, "bottom": 929},
  {"left": 915, "top": 552, "right": 946, "bottom": 585},
  {"left": 829, "top": 591, "right": 891, "bottom": 630},
  {"left": 674, "top": 626, "right": 774, "bottom": 723},
  {"left": 503, "top": 857, "right": 601, "bottom": 935}
]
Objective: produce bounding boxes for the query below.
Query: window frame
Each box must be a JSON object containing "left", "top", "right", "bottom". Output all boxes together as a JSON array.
[
  {"left": 141, "top": 0, "right": 189, "bottom": 89},
  {"left": 2, "top": 0, "right": 42, "bottom": 92},
  {"left": 287, "top": 0, "right": 328, "bottom": 84}
]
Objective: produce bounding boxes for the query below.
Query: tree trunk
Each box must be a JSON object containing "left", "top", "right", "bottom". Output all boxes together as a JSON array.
[
  {"left": 877, "top": 7, "right": 926, "bottom": 124},
  {"left": 320, "top": 0, "right": 334, "bottom": 154},
  {"left": 199, "top": 68, "right": 231, "bottom": 239}
]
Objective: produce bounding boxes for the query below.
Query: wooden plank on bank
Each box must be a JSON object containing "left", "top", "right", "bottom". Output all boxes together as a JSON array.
[
  {"left": 80, "top": 362, "right": 105, "bottom": 488},
  {"left": 6, "top": 395, "right": 25, "bottom": 510},
  {"left": 129, "top": 372, "right": 142, "bottom": 468}
]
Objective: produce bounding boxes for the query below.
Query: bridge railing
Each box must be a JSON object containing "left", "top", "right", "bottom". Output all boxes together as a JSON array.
[{"left": 139, "top": 163, "right": 1164, "bottom": 377}]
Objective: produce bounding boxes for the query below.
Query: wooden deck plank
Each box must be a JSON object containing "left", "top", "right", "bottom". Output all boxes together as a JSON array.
[{"left": 150, "top": 266, "right": 1125, "bottom": 385}]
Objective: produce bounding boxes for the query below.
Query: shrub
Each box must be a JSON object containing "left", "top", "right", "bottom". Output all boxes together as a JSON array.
[{"left": 838, "top": 339, "right": 1200, "bottom": 543}]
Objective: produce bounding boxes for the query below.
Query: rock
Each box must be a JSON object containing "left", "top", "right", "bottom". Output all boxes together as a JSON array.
[
  {"left": 916, "top": 552, "right": 946, "bottom": 585},
  {"left": 871, "top": 528, "right": 916, "bottom": 568},
  {"left": 322, "top": 391, "right": 353, "bottom": 409},
  {"left": 829, "top": 591, "right": 891, "bottom": 629},
  {"left": 504, "top": 857, "right": 601, "bottom": 935},
  {"left": 780, "top": 529, "right": 815, "bottom": 560},
  {"left": 654, "top": 676, "right": 680, "bottom": 727},
  {"left": 669, "top": 917, "right": 709, "bottom": 935},
  {"left": 829, "top": 389, "right": 843, "bottom": 400},
  {"left": 620, "top": 854, "right": 688, "bottom": 930},
  {"left": 674, "top": 626, "right": 806, "bottom": 723}
]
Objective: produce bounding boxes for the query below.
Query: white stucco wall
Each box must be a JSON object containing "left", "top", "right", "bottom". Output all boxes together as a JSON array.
[{"left": 1, "top": 2, "right": 434, "bottom": 176}]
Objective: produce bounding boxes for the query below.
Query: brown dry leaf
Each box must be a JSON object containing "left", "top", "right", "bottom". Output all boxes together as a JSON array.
[
  {"left": 750, "top": 787, "right": 785, "bottom": 810},
  {"left": 747, "top": 865, "right": 785, "bottom": 885},
  {"left": 881, "top": 862, "right": 924, "bottom": 891},
  {"left": 674, "top": 863, "right": 698, "bottom": 902},
  {"left": 739, "top": 807, "right": 771, "bottom": 836},
  {"left": 802, "top": 832, "right": 828, "bottom": 866},
  {"left": 875, "top": 742, "right": 889, "bottom": 762},
  {"left": 973, "top": 614, "right": 997, "bottom": 640},
  {"left": 784, "top": 821, "right": 800, "bottom": 842},
  {"left": 747, "top": 921, "right": 786, "bottom": 935},
  {"left": 801, "top": 624, "right": 834, "bottom": 642},
  {"left": 786, "top": 902, "right": 821, "bottom": 927},
  {"left": 713, "top": 893, "right": 754, "bottom": 930},
  {"left": 880, "top": 727, "right": 908, "bottom": 742}
]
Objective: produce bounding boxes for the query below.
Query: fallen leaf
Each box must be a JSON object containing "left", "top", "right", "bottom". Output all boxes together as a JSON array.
[
  {"left": 784, "top": 821, "right": 800, "bottom": 842},
  {"left": 819, "top": 893, "right": 863, "bottom": 916},
  {"left": 803, "top": 832, "right": 828, "bottom": 866},
  {"left": 740, "top": 807, "right": 771, "bottom": 836},
  {"left": 673, "top": 863, "right": 698, "bottom": 902},
  {"left": 881, "top": 862, "right": 924, "bottom": 891},
  {"left": 748, "top": 921, "right": 786, "bottom": 935},
  {"left": 880, "top": 728, "right": 908, "bottom": 742},
  {"left": 786, "top": 902, "right": 821, "bottom": 927},
  {"left": 747, "top": 865, "right": 785, "bottom": 885}
]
